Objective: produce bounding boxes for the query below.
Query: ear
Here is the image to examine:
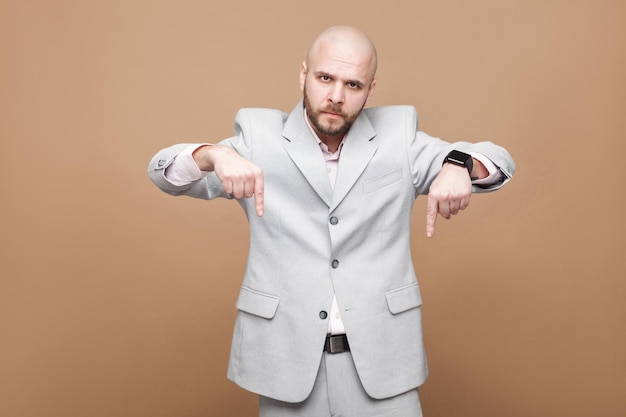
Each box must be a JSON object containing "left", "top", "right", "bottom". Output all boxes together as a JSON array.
[
  {"left": 365, "top": 78, "right": 377, "bottom": 105},
  {"left": 299, "top": 61, "right": 307, "bottom": 91}
]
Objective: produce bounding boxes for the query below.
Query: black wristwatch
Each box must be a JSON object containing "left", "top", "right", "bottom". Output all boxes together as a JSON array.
[{"left": 443, "top": 150, "right": 474, "bottom": 178}]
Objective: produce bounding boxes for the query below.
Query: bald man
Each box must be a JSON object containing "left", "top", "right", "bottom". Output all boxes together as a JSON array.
[{"left": 148, "top": 26, "right": 515, "bottom": 417}]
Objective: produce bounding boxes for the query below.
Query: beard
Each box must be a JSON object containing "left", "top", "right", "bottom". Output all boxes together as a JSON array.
[{"left": 303, "top": 88, "right": 363, "bottom": 138}]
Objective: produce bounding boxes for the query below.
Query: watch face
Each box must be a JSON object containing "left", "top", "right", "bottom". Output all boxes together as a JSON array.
[
  {"left": 444, "top": 150, "right": 473, "bottom": 175},
  {"left": 447, "top": 150, "right": 471, "bottom": 164}
]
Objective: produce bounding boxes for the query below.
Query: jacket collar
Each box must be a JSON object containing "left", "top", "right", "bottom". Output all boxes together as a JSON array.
[{"left": 281, "top": 100, "right": 378, "bottom": 210}]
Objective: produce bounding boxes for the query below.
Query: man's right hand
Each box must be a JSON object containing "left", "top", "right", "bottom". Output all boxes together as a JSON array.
[{"left": 193, "top": 145, "right": 264, "bottom": 217}]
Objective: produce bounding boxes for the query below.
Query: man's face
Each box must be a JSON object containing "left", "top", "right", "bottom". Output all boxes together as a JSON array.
[{"left": 300, "top": 41, "right": 376, "bottom": 142}]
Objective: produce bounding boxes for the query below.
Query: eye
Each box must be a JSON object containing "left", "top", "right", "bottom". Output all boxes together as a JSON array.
[
  {"left": 347, "top": 82, "right": 360, "bottom": 89},
  {"left": 320, "top": 75, "right": 331, "bottom": 82}
]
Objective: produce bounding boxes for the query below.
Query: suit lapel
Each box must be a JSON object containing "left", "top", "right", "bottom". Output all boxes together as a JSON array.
[
  {"left": 282, "top": 102, "right": 333, "bottom": 207},
  {"left": 330, "top": 112, "right": 377, "bottom": 211},
  {"left": 281, "top": 102, "right": 378, "bottom": 211}
]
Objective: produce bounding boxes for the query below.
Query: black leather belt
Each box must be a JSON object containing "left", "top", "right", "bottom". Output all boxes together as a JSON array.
[{"left": 324, "top": 334, "right": 350, "bottom": 354}]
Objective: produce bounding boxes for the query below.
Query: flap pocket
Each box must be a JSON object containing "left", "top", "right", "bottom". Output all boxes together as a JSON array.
[
  {"left": 385, "top": 282, "right": 423, "bottom": 315},
  {"left": 236, "top": 286, "right": 280, "bottom": 319},
  {"left": 362, "top": 166, "right": 404, "bottom": 194}
]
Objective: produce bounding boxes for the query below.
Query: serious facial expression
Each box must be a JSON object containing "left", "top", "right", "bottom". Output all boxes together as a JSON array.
[{"left": 300, "top": 40, "right": 376, "bottom": 144}]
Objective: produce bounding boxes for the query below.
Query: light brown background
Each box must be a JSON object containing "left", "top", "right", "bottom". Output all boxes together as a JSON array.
[{"left": 1, "top": 0, "right": 625, "bottom": 416}]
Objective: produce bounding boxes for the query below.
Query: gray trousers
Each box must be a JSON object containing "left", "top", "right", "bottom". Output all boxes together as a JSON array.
[{"left": 259, "top": 351, "right": 423, "bottom": 417}]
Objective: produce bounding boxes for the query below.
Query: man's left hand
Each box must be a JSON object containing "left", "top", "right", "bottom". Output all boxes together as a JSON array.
[{"left": 425, "top": 163, "right": 472, "bottom": 238}]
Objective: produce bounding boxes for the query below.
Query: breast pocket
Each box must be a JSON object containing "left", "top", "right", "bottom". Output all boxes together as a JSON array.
[{"left": 362, "top": 166, "right": 404, "bottom": 194}]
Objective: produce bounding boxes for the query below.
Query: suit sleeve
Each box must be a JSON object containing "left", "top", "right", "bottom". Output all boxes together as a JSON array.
[
  {"left": 404, "top": 106, "right": 515, "bottom": 195},
  {"left": 146, "top": 142, "right": 225, "bottom": 199},
  {"left": 146, "top": 110, "right": 255, "bottom": 200}
]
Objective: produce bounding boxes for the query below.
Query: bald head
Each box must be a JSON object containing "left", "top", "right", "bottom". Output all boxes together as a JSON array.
[
  {"left": 306, "top": 26, "right": 378, "bottom": 80},
  {"left": 299, "top": 26, "right": 378, "bottom": 150}
]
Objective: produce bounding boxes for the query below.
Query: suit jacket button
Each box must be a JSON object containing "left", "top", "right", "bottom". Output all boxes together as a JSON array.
[
  {"left": 331, "top": 259, "right": 339, "bottom": 269},
  {"left": 319, "top": 310, "right": 328, "bottom": 319},
  {"left": 329, "top": 216, "right": 339, "bottom": 225}
]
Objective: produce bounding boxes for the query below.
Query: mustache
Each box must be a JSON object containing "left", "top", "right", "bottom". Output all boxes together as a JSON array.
[{"left": 319, "top": 105, "right": 347, "bottom": 117}]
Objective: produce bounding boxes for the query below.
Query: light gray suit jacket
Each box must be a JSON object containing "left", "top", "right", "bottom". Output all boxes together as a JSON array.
[{"left": 147, "top": 101, "right": 515, "bottom": 402}]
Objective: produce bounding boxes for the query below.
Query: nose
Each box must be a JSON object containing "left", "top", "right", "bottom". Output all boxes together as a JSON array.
[{"left": 328, "top": 82, "right": 344, "bottom": 105}]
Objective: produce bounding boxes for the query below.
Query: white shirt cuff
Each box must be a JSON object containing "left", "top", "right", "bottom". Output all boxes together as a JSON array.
[
  {"left": 470, "top": 152, "right": 503, "bottom": 186},
  {"left": 164, "top": 144, "right": 210, "bottom": 186}
]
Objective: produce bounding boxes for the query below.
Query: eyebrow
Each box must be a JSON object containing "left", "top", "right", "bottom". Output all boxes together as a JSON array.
[{"left": 314, "top": 71, "right": 365, "bottom": 88}]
